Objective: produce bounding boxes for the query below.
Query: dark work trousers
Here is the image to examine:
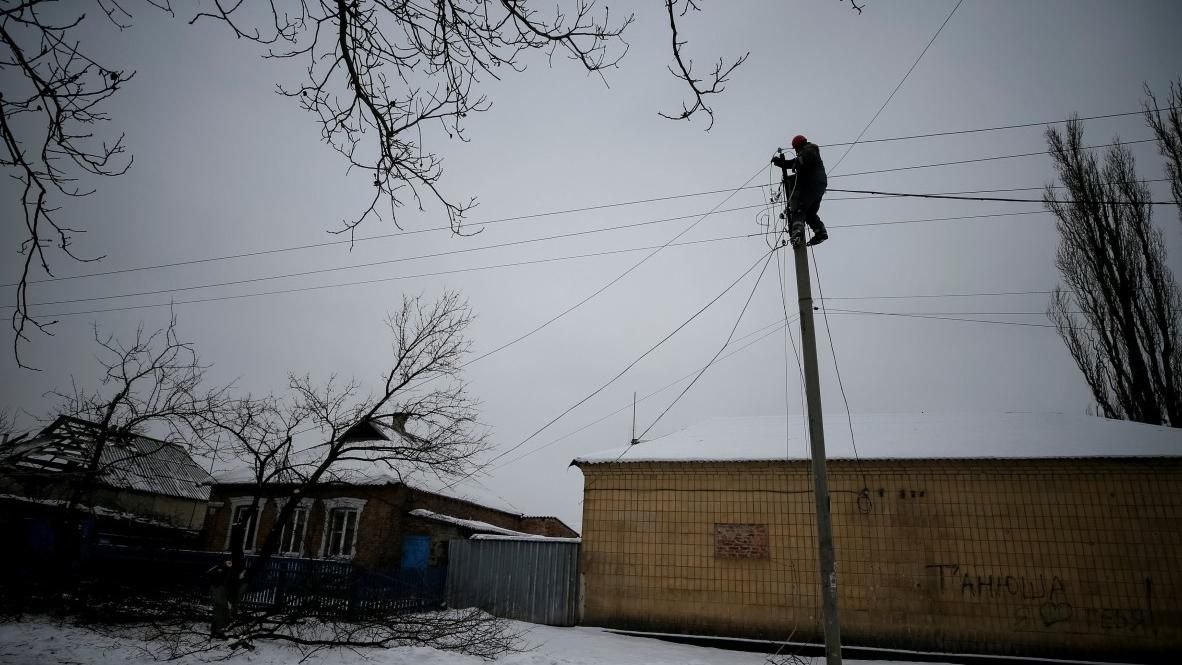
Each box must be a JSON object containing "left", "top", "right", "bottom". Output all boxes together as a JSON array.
[{"left": 793, "top": 192, "right": 825, "bottom": 232}]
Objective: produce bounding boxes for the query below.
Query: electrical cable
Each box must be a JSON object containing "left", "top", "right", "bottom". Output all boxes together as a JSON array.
[
  {"left": 828, "top": 186, "right": 1174, "bottom": 205},
  {"left": 819, "top": 289, "right": 1053, "bottom": 300},
  {"left": 20, "top": 204, "right": 771, "bottom": 309},
  {"left": 6, "top": 188, "right": 772, "bottom": 289},
  {"left": 19, "top": 207, "right": 1073, "bottom": 319},
  {"left": 810, "top": 248, "right": 869, "bottom": 493},
  {"left": 831, "top": 138, "right": 1157, "bottom": 180},
  {"left": 450, "top": 165, "right": 772, "bottom": 381},
  {"left": 836, "top": 178, "right": 1168, "bottom": 197},
  {"left": 480, "top": 246, "right": 779, "bottom": 470},
  {"left": 823, "top": 107, "right": 1177, "bottom": 148},
  {"left": 492, "top": 312, "right": 800, "bottom": 469},
  {"left": 636, "top": 248, "right": 779, "bottom": 440},
  {"left": 828, "top": 0, "right": 965, "bottom": 173},
  {"left": 19, "top": 233, "right": 762, "bottom": 319},
  {"left": 822, "top": 308, "right": 1087, "bottom": 329}
]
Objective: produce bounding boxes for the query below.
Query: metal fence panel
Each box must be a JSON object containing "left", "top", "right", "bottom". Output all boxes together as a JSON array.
[{"left": 446, "top": 539, "right": 580, "bottom": 626}]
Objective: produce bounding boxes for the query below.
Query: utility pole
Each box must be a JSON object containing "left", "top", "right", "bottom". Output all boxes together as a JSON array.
[{"left": 780, "top": 164, "right": 843, "bottom": 665}]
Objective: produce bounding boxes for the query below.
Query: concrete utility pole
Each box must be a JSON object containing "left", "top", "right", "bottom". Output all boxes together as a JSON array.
[{"left": 780, "top": 166, "right": 843, "bottom": 665}]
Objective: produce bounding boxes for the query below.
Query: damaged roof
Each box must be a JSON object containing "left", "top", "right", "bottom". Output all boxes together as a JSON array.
[{"left": 1, "top": 416, "right": 212, "bottom": 501}]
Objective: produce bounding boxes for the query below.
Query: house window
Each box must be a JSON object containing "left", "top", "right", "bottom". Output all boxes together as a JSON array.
[
  {"left": 278, "top": 506, "right": 309, "bottom": 556},
  {"left": 231, "top": 504, "right": 259, "bottom": 551},
  {"left": 326, "top": 507, "right": 359, "bottom": 557},
  {"left": 318, "top": 497, "right": 367, "bottom": 560}
]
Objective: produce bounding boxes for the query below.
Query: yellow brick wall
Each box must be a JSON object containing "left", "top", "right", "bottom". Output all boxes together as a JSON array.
[{"left": 577, "top": 458, "right": 1181, "bottom": 661}]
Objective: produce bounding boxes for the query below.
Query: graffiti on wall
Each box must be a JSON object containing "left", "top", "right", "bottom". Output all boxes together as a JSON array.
[{"left": 925, "top": 563, "right": 1156, "bottom": 636}]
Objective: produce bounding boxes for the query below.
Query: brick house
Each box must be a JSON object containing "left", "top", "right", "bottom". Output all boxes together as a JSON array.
[
  {"left": 0, "top": 415, "right": 213, "bottom": 541},
  {"left": 203, "top": 471, "right": 577, "bottom": 570},
  {"left": 573, "top": 413, "right": 1181, "bottom": 662}
]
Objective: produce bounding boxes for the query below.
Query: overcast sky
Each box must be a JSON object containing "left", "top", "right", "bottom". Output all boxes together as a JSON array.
[{"left": 2, "top": 1, "right": 1181, "bottom": 529}]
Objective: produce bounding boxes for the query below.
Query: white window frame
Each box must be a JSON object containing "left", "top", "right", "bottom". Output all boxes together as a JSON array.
[
  {"left": 318, "top": 497, "right": 367, "bottom": 560},
  {"left": 224, "top": 497, "right": 262, "bottom": 552},
  {"left": 272, "top": 497, "right": 313, "bottom": 557}
]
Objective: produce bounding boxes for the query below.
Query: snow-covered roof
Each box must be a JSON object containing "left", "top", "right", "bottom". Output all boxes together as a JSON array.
[
  {"left": 2, "top": 416, "right": 212, "bottom": 500},
  {"left": 470, "top": 534, "right": 582, "bottom": 543},
  {"left": 408, "top": 508, "right": 539, "bottom": 537},
  {"left": 574, "top": 413, "right": 1182, "bottom": 464},
  {"left": 213, "top": 465, "right": 521, "bottom": 515}
]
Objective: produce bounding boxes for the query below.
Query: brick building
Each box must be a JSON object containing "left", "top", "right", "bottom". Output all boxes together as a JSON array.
[
  {"left": 573, "top": 413, "right": 1181, "bottom": 662},
  {"left": 204, "top": 471, "right": 576, "bottom": 569}
]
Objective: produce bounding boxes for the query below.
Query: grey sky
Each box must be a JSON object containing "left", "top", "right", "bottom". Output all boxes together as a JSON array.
[{"left": 3, "top": 1, "right": 1181, "bottom": 528}]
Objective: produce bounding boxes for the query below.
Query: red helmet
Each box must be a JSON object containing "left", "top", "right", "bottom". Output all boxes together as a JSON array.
[{"left": 791, "top": 135, "right": 808, "bottom": 149}]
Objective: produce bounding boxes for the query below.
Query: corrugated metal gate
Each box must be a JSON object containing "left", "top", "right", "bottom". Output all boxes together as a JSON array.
[{"left": 446, "top": 538, "right": 580, "bottom": 626}]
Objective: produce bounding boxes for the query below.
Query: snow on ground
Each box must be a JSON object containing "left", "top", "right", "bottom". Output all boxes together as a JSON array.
[{"left": 0, "top": 618, "right": 949, "bottom": 665}]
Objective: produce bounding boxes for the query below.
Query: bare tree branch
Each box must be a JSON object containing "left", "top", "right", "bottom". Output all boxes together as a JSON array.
[
  {"left": 657, "top": 0, "right": 747, "bottom": 131},
  {"left": 190, "top": 1, "right": 634, "bottom": 243},
  {"left": 1144, "top": 78, "right": 1182, "bottom": 230},
  {"left": 5, "top": 2, "right": 753, "bottom": 363}
]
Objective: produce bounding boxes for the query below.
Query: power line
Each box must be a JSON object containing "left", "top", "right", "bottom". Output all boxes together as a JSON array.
[
  {"left": 820, "top": 289, "right": 1052, "bottom": 300},
  {"left": 831, "top": 209, "right": 1045, "bottom": 229},
  {"left": 810, "top": 248, "right": 868, "bottom": 489},
  {"left": 492, "top": 313, "right": 799, "bottom": 469},
  {"left": 828, "top": 0, "right": 965, "bottom": 173},
  {"left": 479, "top": 247, "right": 778, "bottom": 471},
  {"left": 6, "top": 190, "right": 775, "bottom": 289},
  {"left": 17, "top": 209, "right": 1067, "bottom": 318},
  {"left": 19, "top": 203, "right": 769, "bottom": 309},
  {"left": 636, "top": 248, "right": 778, "bottom": 440},
  {"left": 11, "top": 145, "right": 1168, "bottom": 292},
  {"left": 823, "top": 108, "right": 1176, "bottom": 148},
  {"left": 12, "top": 143, "right": 1167, "bottom": 293},
  {"left": 20, "top": 233, "right": 760, "bottom": 319},
  {"left": 832, "top": 138, "right": 1157, "bottom": 180},
  {"left": 450, "top": 165, "right": 771, "bottom": 379},
  {"left": 823, "top": 308, "right": 1072, "bottom": 329},
  {"left": 829, "top": 186, "right": 1175, "bottom": 205},
  {"left": 835, "top": 178, "right": 1168, "bottom": 197}
]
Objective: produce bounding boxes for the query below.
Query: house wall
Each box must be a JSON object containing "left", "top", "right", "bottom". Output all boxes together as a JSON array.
[
  {"left": 577, "top": 458, "right": 1182, "bottom": 662},
  {"left": 0, "top": 476, "right": 205, "bottom": 531},
  {"left": 203, "top": 485, "right": 407, "bottom": 568},
  {"left": 521, "top": 516, "right": 579, "bottom": 538},
  {"left": 93, "top": 487, "right": 207, "bottom": 530},
  {"left": 203, "top": 483, "right": 570, "bottom": 568}
]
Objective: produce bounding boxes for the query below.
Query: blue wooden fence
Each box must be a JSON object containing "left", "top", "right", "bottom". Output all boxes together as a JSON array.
[{"left": 79, "top": 543, "right": 445, "bottom": 618}]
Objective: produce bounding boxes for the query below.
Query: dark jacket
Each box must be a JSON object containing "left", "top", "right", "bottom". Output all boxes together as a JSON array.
[{"left": 773, "top": 142, "right": 828, "bottom": 203}]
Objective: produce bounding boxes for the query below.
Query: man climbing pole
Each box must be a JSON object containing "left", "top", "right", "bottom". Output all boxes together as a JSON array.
[{"left": 772, "top": 134, "right": 829, "bottom": 247}]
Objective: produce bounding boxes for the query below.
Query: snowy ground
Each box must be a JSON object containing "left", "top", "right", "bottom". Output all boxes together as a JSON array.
[{"left": 0, "top": 617, "right": 949, "bottom": 665}]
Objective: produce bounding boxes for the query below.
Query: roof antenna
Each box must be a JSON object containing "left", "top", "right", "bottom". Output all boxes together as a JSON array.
[{"left": 630, "top": 392, "right": 639, "bottom": 446}]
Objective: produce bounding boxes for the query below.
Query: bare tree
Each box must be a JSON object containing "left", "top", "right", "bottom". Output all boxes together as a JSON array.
[
  {"left": 0, "top": 313, "right": 224, "bottom": 522},
  {"left": 3, "top": 1, "right": 755, "bottom": 363},
  {"left": 1044, "top": 116, "right": 1182, "bottom": 426},
  {"left": 196, "top": 290, "right": 496, "bottom": 652}
]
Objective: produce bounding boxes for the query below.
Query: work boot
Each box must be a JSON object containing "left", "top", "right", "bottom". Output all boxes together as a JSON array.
[
  {"left": 788, "top": 221, "right": 806, "bottom": 247},
  {"left": 807, "top": 225, "right": 828, "bottom": 246}
]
